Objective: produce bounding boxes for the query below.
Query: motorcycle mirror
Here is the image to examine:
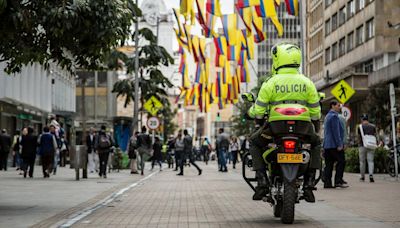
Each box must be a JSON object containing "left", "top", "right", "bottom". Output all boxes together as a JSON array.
[{"left": 241, "top": 92, "right": 255, "bottom": 103}]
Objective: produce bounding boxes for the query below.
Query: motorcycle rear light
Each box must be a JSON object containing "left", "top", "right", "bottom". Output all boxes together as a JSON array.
[
  {"left": 275, "top": 107, "right": 307, "bottom": 115},
  {"left": 287, "top": 121, "right": 296, "bottom": 124},
  {"left": 283, "top": 140, "right": 296, "bottom": 149}
]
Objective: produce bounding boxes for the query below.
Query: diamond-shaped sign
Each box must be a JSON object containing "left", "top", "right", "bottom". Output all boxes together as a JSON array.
[
  {"left": 143, "top": 96, "right": 163, "bottom": 116},
  {"left": 331, "top": 80, "right": 355, "bottom": 104}
]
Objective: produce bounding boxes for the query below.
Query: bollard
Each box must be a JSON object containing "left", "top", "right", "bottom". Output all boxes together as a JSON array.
[{"left": 70, "top": 145, "right": 87, "bottom": 180}]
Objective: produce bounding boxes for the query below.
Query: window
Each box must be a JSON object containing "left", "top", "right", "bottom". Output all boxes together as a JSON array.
[
  {"left": 347, "top": 32, "right": 354, "bottom": 52},
  {"left": 347, "top": 0, "right": 355, "bottom": 18},
  {"left": 356, "top": 25, "right": 364, "bottom": 46},
  {"left": 364, "top": 59, "right": 373, "bottom": 73},
  {"left": 332, "top": 13, "right": 338, "bottom": 31},
  {"left": 356, "top": 0, "right": 365, "bottom": 12},
  {"left": 325, "top": 0, "right": 332, "bottom": 8},
  {"left": 325, "top": 19, "right": 331, "bottom": 36},
  {"left": 339, "top": 6, "right": 346, "bottom": 25},
  {"left": 339, "top": 37, "right": 346, "bottom": 56},
  {"left": 366, "top": 18, "right": 374, "bottom": 40},
  {"left": 325, "top": 47, "right": 331, "bottom": 64},
  {"left": 332, "top": 42, "right": 338, "bottom": 60}
]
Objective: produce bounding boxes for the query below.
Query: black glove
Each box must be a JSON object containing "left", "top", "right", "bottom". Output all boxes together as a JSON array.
[
  {"left": 244, "top": 112, "right": 254, "bottom": 120},
  {"left": 312, "top": 120, "right": 320, "bottom": 133},
  {"left": 255, "top": 118, "right": 265, "bottom": 128}
]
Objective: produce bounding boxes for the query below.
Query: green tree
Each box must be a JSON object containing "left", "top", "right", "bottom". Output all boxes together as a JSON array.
[
  {"left": 0, "top": 0, "right": 140, "bottom": 74},
  {"left": 363, "top": 85, "right": 391, "bottom": 130}
]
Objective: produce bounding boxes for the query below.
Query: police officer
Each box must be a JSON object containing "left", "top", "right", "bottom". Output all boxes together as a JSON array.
[{"left": 246, "top": 43, "right": 321, "bottom": 202}]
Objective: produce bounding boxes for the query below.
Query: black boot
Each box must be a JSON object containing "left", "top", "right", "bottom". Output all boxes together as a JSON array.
[
  {"left": 253, "top": 170, "right": 269, "bottom": 201},
  {"left": 303, "top": 169, "right": 316, "bottom": 203}
]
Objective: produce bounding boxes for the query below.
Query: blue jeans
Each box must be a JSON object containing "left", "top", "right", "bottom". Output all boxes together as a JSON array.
[{"left": 218, "top": 148, "right": 227, "bottom": 171}]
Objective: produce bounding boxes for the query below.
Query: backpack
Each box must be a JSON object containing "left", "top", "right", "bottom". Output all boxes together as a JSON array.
[{"left": 98, "top": 134, "right": 111, "bottom": 149}]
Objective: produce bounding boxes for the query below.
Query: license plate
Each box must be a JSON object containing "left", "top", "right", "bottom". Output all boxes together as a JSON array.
[{"left": 277, "top": 153, "right": 303, "bottom": 163}]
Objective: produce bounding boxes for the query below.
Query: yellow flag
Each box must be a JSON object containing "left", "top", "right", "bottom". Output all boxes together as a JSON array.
[{"left": 265, "top": 0, "right": 283, "bottom": 36}]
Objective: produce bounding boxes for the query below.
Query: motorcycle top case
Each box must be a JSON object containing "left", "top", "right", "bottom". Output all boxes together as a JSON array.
[{"left": 269, "top": 104, "right": 311, "bottom": 122}]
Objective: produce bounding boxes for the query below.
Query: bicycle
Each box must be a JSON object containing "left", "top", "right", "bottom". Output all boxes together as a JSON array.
[{"left": 386, "top": 145, "right": 400, "bottom": 177}]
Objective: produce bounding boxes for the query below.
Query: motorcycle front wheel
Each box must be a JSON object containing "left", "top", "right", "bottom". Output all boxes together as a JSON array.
[{"left": 281, "top": 180, "right": 296, "bottom": 224}]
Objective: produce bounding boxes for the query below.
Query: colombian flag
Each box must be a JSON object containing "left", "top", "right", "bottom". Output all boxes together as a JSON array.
[
  {"left": 236, "top": 7, "right": 253, "bottom": 34},
  {"left": 285, "top": 0, "right": 299, "bottom": 16},
  {"left": 221, "top": 14, "right": 238, "bottom": 46},
  {"left": 205, "top": 12, "right": 216, "bottom": 37},
  {"left": 235, "top": 0, "right": 260, "bottom": 8},
  {"left": 206, "top": 0, "right": 222, "bottom": 16},
  {"left": 255, "top": 0, "right": 283, "bottom": 36}
]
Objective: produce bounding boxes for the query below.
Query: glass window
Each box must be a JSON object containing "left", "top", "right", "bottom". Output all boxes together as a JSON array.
[
  {"left": 332, "top": 13, "right": 338, "bottom": 31},
  {"left": 347, "top": 0, "right": 355, "bottom": 18},
  {"left": 339, "top": 6, "right": 346, "bottom": 25},
  {"left": 325, "top": 19, "right": 331, "bottom": 36},
  {"left": 325, "top": 47, "right": 331, "bottom": 64},
  {"left": 347, "top": 32, "right": 354, "bottom": 52},
  {"left": 339, "top": 37, "right": 346, "bottom": 56},
  {"left": 325, "top": 0, "right": 332, "bottom": 8},
  {"left": 364, "top": 59, "right": 373, "bottom": 73},
  {"left": 356, "top": 25, "right": 364, "bottom": 46},
  {"left": 366, "top": 18, "right": 374, "bottom": 40},
  {"left": 332, "top": 42, "right": 338, "bottom": 60},
  {"left": 356, "top": 0, "right": 365, "bottom": 12}
]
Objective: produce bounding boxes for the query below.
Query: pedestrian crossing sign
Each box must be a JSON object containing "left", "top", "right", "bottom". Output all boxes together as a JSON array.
[
  {"left": 143, "top": 96, "right": 163, "bottom": 116},
  {"left": 331, "top": 80, "right": 355, "bottom": 104}
]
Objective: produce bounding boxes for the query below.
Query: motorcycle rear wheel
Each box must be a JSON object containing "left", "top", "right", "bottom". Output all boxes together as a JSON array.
[{"left": 281, "top": 180, "right": 296, "bottom": 224}]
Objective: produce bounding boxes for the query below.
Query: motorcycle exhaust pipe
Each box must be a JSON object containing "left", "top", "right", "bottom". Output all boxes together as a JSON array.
[{"left": 301, "top": 151, "right": 310, "bottom": 164}]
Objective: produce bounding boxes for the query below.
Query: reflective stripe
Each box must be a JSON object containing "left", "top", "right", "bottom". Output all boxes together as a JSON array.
[
  {"left": 255, "top": 115, "right": 264, "bottom": 119},
  {"left": 311, "top": 115, "right": 320, "bottom": 120},
  {"left": 269, "top": 100, "right": 307, "bottom": 106},
  {"left": 308, "top": 102, "right": 320, "bottom": 108},
  {"left": 256, "top": 100, "right": 269, "bottom": 107}
]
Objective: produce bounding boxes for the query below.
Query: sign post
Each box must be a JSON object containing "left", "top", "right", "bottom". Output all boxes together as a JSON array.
[
  {"left": 389, "top": 83, "right": 398, "bottom": 179},
  {"left": 341, "top": 106, "right": 352, "bottom": 122},
  {"left": 147, "top": 116, "right": 160, "bottom": 144}
]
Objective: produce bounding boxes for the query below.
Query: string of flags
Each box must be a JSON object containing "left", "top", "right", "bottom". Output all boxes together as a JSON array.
[{"left": 174, "top": 0, "right": 299, "bottom": 112}]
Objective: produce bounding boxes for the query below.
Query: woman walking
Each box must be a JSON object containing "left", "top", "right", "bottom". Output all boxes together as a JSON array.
[
  {"left": 230, "top": 137, "right": 240, "bottom": 169},
  {"left": 151, "top": 137, "right": 163, "bottom": 171}
]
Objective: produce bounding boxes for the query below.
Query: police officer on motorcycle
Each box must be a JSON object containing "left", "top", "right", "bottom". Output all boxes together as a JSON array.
[{"left": 245, "top": 43, "right": 322, "bottom": 202}]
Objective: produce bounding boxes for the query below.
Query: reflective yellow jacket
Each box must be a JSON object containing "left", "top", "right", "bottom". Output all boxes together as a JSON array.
[{"left": 248, "top": 68, "right": 321, "bottom": 121}]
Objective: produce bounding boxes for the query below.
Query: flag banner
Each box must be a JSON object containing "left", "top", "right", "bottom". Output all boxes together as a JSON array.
[
  {"left": 236, "top": 6, "right": 253, "bottom": 33},
  {"left": 204, "top": 12, "right": 216, "bottom": 37},
  {"left": 227, "top": 45, "right": 240, "bottom": 61},
  {"left": 255, "top": 0, "right": 283, "bottom": 36},
  {"left": 213, "top": 36, "right": 227, "bottom": 55},
  {"left": 238, "top": 50, "right": 248, "bottom": 66},
  {"left": 285, "top": 0, "right": 299, "bottom": 16},
  {"left": 180, "top": 0, "right": 194, "bottom": 19},
  {"left": 221, "top": 14, "right": 238, "bottom": 46},
  {"left": 191, "top": 35, "right": 200, "bottom": 62},
  {"left": 252, "top": 9, "right": 266, "bottom": 43},
  {"left": 174, "top": 29, "right": 188, "bottom": 50},
  {"left": 183, "top": 24, "right": 193, "bottom": 54},
  {"left": 195, "top": 63, "right": 201, "bottom": 83},
  {"left": 173, "top": 8, "right": 184, "bottom": 36},
  {"left": 199, "top": 38, "right": 206, "bottom": 63},
  {"left": 205, "top": 58, "right": 210, "bottom": 84},
  {"left": 206, "top": 0, "right": 222, "bottom": 16},
  {"left": 215, "top": 53, "right": 226, "bottom": 67},
  {"left": 235, "top": 0, "right": 260, "bottom": 8}
]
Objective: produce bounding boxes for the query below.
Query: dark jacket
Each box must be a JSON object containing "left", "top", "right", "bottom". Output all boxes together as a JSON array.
[
  {"left": 95, "top": 131, "right": 114, "bottom": 153},
  {"left": 0, "top": 133, "right": 12, "bottom": 154},
  {"left": 183, "top": 134, "right": 193, "bottom": 154},
  {"left": 38, "top": 133, "right": 57, "bottom": 155},
  {"left": 152, "top": 141, "right": 163, "bottom": 161},
  {"left": 86, "top": 134, "right": 96, "bottom": 153},
  {"left": 323, "top": 110, "right": 344, "bottom": 149},
  {"left": 20, "top": 135, "right": 38, "bottom": 160}
]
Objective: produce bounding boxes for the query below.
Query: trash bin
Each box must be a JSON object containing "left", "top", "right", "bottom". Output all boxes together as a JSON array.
[{"left": 70, "top": 145, "right": 87, "bottom": 169}]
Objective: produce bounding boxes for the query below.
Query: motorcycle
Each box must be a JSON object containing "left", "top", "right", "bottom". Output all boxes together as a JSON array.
[{"left": 241, "top": 93, "right": 320, "bottom": 224}]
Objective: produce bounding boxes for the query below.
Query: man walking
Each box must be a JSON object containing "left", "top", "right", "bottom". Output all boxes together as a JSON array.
[
  {"left": 127, "top": 131, "right": 139, "bottom": 174},
  {"left": 96, "top": 125, "right": 114, "bottom": 178},
  {"left": 136, "top": 126, "right": 152, "bottom": 176},
  {"left": 38, "top": 126, "right": 58, "bottom": 178},
  {"left": 20, "top": 127, "right": 37, "bottom": 178},
  {"left": 323, "top": 101, "right": 348, "bottom": 188},
  {"left": 0, "top": 129, "right": 12, "bottom": 171},
  {"left": 216, "top": 128, "right": 230, "bottom": 172},
  {"left": 177, "top": 129, "right": 202, "bottom": 176},
  {"left": 358, "top": 114, "right": 378, "bottom": 182}
]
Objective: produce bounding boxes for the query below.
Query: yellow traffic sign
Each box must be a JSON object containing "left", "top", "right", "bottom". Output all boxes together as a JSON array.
[
  {"left": 331, "top": 80, "right": 355, "bottom": 104},
  {"left": 143, "top": 96, "right": 163, "bottom": 116}
]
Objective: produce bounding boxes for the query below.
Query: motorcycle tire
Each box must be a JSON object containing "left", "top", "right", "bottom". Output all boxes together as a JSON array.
[
  {"left": 281, "top": 180, "right": 296, "bottom": 224},
  {"left": 273, "top": 200, "right": 282, "bottom": 217}
]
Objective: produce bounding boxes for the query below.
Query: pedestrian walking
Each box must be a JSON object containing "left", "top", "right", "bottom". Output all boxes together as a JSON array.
[
  {"left": 151, "top": 136, "right": 163, "bottom": 171},
  {"left": 95, "top": 125, "right": 114, "bottom": 178},
  {"left": 177, "top": 129, "right": 202, "bottom": 176},
  {"left": 11, "top": 130, "right": 22, "bottom": 170},
  {"left": 358, "top": 114, "right": 378, "bottom": 182},
  {"left": 20, "top": 127, "right": 37, "bottom": 178},
  {"left": 49, "top": 125, "right": 60, "bottom": 175},
  {"left": 86, "top": 128, "right": 98, "bottom": 173},
  {"left": 136, "top": 126, "right": 152, "bottom": 176},
  {"left": 38, "top": 126, "right": 58, "bottom": 178},
  {"left": 216, "top": 128, "right": 230, "bottom": 172},
  {"left": 0, "top": 129, "right": 12, "bottom": 171},
  {"left": 338, "top": 111, "right": 349, "bottom": 185},
  {"left": 127, "top": 132, "right": 139, "bottom": 174},
  {"left": 166, "top": 136, "right": 176, "bottom": 169},
  {"left": 230, "top": 136, "right": 240, "bottom": 169},
  {"left": 201, "top": 137, "right": 211, "bottom": 165},
  {"left": 175, "top": 131, "right": 184, "bottom": 173},
  {"left": 323, "top": 100, "right": 348, "bottom": 188}
]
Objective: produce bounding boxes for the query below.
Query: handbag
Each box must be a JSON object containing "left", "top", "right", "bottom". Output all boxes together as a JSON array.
[{"left": 359, "top": 124, "right": 377, "bottom": 150}]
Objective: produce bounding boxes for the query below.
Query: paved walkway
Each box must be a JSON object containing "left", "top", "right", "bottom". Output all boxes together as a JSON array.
[{"left": 1, "top": 162, "right": 400, "bottom": 228}]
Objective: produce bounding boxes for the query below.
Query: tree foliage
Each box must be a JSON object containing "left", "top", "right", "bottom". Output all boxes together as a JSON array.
[
  {"left": 0, "top": 0, "right": 141, "bottom": 74},
  {"left": 363, "top": 85, "right": 392, "bottom": 131}
]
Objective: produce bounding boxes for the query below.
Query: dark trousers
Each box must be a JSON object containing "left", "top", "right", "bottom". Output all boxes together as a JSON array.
[
  {"left": 60, "top": 150, "right": 68, "bottom": 167},
  {"left": 324, "top": 148, "right": 345, "bottom": 185},
  {"left": 232, "top": 150, "right": 239, "bottom": 167},
  {"left": 179, "top": 153, "right": 201, "bottom": 174},
  {"left": 22, "top": 157, "right": 35, "bottom": 177},
  {"left": 98, "top": 152, "right": 109, "bottom": 176},
  {"left": 175, "top": 150, "right": 182, "bottom": 170},
  {"left": 0, "top": 151, "right": 9, "bottom": 170},
  {"left": 42, "top": 153, "right": 54, "bottom": 177}
]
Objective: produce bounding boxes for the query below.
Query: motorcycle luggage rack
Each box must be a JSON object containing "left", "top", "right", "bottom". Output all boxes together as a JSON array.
[{"left": 242, "top": 152, "right": 257, "bottom": 192}]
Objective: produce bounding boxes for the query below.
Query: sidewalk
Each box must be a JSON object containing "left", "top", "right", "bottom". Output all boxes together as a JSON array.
[{"left": 0, "top": 164, "right": 156, "bottom": 228}]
